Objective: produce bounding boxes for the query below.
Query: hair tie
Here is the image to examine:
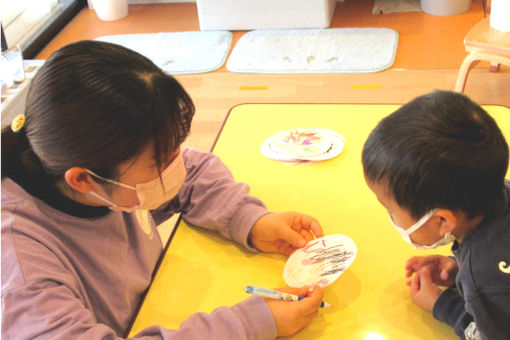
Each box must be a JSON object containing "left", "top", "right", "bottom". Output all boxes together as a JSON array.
[{"left": 11, "top": 114, "right": 26, "bottom": 133}]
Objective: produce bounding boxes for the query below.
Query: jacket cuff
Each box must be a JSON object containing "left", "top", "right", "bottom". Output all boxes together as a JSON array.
[
  {"left": 228, "top": 201, "right": 270, "bottom": 252},
  {"left": 231, "top": 295, "right": 277, "bottom": 340},
  {"left": 432, "top": 287, "right": 466, "bottom": 327}
]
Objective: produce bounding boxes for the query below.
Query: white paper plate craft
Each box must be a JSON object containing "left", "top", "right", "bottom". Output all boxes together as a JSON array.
[
  {"left": 261, "top": 128, "right": 345, "bottom": 162},
  {"left": 271, "top": 129, "right": 333, "bottom": 157},
  {"left": 260, "top": 138, "right": 302, "bottom": 162},
  {"left": 283, "top": 234, "right": 357, "bottom": 288}
]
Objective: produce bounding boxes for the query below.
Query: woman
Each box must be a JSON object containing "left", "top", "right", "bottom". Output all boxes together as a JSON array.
[{"left": 1, "top": 40, "right": 324, "bottom": 339}]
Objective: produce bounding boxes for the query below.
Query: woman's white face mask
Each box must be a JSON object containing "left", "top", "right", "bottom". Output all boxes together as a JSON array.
[
  {"left": 86, "top": 152, "right": 186, "bottom": 212},
  {"left": 388, "top": 209, "right": 456, "bottom": 249}
]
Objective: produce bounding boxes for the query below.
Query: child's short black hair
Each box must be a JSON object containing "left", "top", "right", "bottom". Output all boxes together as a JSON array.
[{"left": 362, "top": 90, "right": 508, "bottom": 219}]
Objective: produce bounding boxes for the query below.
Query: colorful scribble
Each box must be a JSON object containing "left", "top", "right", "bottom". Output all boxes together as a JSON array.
[
  {"left": 301, "top": 244, "right": 354, "bottom": 277},
  {"left": 283, "top": 234, "right": 356, "bottom": 288},
  {"left": 283, "top": 130, "right": 322, "bottom": 149}
]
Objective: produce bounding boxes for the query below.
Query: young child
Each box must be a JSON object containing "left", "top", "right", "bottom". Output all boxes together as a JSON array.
[
  {"left": 1, "top": 41, "right": 325, "bottom": 339},
  {"left": 362, "top": 90, "right": 510, "bottom": 340}
]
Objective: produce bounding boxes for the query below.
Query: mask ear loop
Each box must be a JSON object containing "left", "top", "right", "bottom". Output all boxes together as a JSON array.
[
  {"left": 403, "top": 209, "right": 438, "bottom": 236},
  {"left": 88, "top": 191, "right": 117, "bottom": 207},
  {"left": 85, "top": 170, "right": 141, "bottom": 212},
  {"left": 88, "top": 190, "right": 138, "bottom": 213},
  {"left": 85, "top": 169, "right": 136, "bottom": 190}
]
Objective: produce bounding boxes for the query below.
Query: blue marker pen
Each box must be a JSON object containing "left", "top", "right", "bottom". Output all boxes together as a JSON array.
[{"left": 245, "top": 286, "right": 331, "bottom": 308}]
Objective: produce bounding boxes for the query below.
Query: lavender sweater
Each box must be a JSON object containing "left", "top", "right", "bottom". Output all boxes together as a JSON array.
[{"left": 1, "top": 148, "right": 277, "bottom": 339}]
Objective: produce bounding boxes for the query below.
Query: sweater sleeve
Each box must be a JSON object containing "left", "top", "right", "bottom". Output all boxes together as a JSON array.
[
  {"left": 1, "top": 229, "right": 277, "bottom": 340},
  {"left": 432, "top": 288, "right": 473, "bottom": 339},
  {"left": 2, "top": 284, "right": 276, "bottom": 340},
  {"left": 151, "top": 148, "right": 270, "bottom": 251}
]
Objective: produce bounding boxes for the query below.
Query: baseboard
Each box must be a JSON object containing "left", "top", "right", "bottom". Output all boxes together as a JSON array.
[
  {"left": 88, "top": 0, "right": 346, "bottom": 10},
  {"left": 129, "top": 0, "right": 195, "bottom": 3},
  {"left": 87, "top": 0, "right": 195, "bottom": 10}
]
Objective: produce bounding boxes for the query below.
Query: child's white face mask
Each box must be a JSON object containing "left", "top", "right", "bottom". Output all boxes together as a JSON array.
[
  {"left": 86, "top": 152, "right": 186, "bottom": 212},
  {"left": 389, "top": 209, "right": 456, "bottom": 249}
]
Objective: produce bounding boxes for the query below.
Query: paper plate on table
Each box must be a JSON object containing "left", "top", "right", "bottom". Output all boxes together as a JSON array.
[
  {"left": 260, "top": 138, "right": 302, "bottom": 162},
  {"left": 283, "top": 234, "right": 357, "bottom": 288},
  {"left": 261, "top": 128, "right": 345, "bottom": 162}
]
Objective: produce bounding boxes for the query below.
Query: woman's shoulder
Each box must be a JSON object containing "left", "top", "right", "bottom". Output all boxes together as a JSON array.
[
  {"left": 1, "top": 178, "right": 54, "bottom": 226},
  {"left": 2, "top": 178, "right": 61, "bottom": 248},
  {"left": 1, "top": 179, "right": 86, "bottom": 293},
  {"left": 1, "top": 177, "right": 28, "bottom": 207},
  {"left": 182, "top": 147, "right": 214, "bottom": 160},
  {"left": 1, "top": 181, "right": 68, "bottom": 292},
  {"left": 181, "top": 147, "right": 226, "bottom": 171}
]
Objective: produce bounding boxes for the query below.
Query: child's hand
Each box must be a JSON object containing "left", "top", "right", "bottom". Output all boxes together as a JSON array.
[
  {"left": 249, "top": 212, "right": 323, "bottom": 256},
  {"left": 409, "top": 267, "right": 442, "bottom": 312},
  {"left": 405, "top": 255, "right": 458, "bottom": 287},
  {"left": 265, "top": 286, "right": 324, "bottom": 337}
]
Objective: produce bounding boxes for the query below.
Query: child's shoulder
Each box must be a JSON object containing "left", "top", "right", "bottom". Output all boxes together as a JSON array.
[{"left": 463, "top": 190, "right": 510, "bottom": 284}]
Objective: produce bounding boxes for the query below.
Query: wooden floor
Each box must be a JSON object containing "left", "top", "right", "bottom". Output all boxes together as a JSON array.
[{"left": 37, "top": 1, "right": 510, "bottom": 152}]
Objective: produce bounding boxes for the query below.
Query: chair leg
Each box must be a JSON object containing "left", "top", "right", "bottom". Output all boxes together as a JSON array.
[
  {"left": 455, "top": 54, "right": 480, "bottom": 93},
  {"left": 489, "top": 62, "right": 501, "bottom": 72},
  {"left": 455, "top": 51, "right": 510, "bottom": 93}
]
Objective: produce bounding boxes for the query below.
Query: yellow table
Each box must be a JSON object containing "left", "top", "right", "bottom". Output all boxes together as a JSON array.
[{"left": 130, "top": 104, "right": 510, "bottom": 339}]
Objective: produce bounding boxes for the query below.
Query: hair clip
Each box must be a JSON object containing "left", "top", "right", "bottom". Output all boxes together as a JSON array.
[{"left": 11, "top": 114, "right": 26, "bottom": 133}]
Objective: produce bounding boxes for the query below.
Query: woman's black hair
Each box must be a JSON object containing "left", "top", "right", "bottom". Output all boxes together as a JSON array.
[
  {"left": 362, "top": 90, "right": 509, "bottom": 219},
  {"left": 2, "top": 40, "right": 194, "bottom": 191}
]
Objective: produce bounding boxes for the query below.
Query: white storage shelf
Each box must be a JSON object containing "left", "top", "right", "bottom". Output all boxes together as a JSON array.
[{"left": 196, "top": 0, "right": 337, "bottom": 30}]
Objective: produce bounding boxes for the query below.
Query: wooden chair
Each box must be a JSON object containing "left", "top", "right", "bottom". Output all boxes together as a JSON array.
[{"left": 454, "top": 17, "right": 510, "bottom": 93}]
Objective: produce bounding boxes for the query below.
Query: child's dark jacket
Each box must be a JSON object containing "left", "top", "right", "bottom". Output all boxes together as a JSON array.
[{"left": 433, "top": 180, "right": 510, "bottom": 340}]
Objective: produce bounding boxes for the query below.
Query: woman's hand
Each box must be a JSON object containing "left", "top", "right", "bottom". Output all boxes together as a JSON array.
[
  {"left": 265, "top": 286, "right": 324, "bottom": 337},
  {"left": 249, "top": 212, "right": 323, "bottom": 256}
]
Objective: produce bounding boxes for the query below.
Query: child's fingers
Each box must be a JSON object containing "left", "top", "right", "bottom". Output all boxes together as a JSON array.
[
  {"left": 440, "top": 259, "right": 457, "bottom": 279},
  {"left": 419, "top": 267, "right": 434, "bottom": 287},
  {"left": 405, "top": 257, "right": 420, "bottom": 275},
  {"left": 440, "top": 269, "right": 450, "bottom": 281},
  {"left": 410, "top": 272, "right": 421, "bottom": 292},
  {"left": 405, "top": 256, "right": 425, "bottom": 270},
  {"left": 406, "top": 255, "right": 438, "bottom": 276}
]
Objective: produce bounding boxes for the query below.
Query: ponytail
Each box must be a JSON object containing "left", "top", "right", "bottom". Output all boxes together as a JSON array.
[{"left": 1, "top": 115, "right": 49, "bottom": 180}]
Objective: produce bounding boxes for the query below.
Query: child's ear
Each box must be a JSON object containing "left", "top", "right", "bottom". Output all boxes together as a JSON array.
[{"left": 435, "top": 209, "right": 457, "bottom": 235}]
